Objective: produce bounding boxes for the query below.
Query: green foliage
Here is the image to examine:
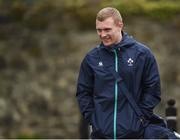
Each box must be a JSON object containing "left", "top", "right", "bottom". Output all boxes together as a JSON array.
[
  {"left": 0, "top": 0, "right": 180, "bottom": 30},
  {"left": 58, "top": 0, "right": 180, "bottom": 29},
  {"left": 106, "top": 0, "right": 180, "bottom": 20}
]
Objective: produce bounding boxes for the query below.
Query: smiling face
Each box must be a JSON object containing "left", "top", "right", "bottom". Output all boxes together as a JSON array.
[{"left": 96, "top": 17, "right": 123, "bottom": 47}]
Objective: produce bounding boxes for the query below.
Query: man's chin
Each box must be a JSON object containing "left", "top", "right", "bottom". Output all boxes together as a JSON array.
[{"left": 102, "top": 42, "right": 113, "bottom": 47}]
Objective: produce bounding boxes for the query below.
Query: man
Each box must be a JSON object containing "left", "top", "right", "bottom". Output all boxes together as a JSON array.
[{"left": 76, "top": 7, "right": 177, "bottom": 139}]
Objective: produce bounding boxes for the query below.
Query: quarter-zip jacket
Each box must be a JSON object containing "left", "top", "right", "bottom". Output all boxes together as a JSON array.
[{"left": 76, "top": 32, "right": 161, "bottom": 139}]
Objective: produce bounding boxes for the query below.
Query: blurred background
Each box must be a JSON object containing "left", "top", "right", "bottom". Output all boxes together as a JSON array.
[{"left": 0, "top": 0, "right": 179, "bottom": 138}]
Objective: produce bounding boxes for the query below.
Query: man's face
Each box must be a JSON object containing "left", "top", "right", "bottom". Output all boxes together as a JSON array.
[{"left": 96, "top": 17, "right": 123, "bottom": 46}]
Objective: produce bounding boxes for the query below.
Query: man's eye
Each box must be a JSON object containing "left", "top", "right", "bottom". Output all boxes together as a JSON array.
[
  {"left": 105, "top": 29, "right": 111, "bottom": 32},
  {"left": 97, "top": 29, "right": 101, "bottom": 32}
]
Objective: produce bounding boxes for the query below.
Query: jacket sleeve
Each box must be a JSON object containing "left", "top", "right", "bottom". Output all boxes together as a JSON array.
[
  {"left": 76, "top": 55, "right": 94, "bottom": 124},
  {"left": 139, "top": 50, "right": 161, "bottom": 119}
]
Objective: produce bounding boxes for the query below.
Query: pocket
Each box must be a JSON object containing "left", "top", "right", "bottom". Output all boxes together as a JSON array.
[
  {"left": 91, "top": 112, "right": 104, "bottom": 138},
  {"left": 117, "top": 104, "right": 146, "bottom": 138},
  {"left": 150, "top": 114, "right": 167, "bottom": 128},
  {"left": 118, "top": 116, "right": 144, "bottom": 138},
  {"left": 130, "top": 116, "right": 145, "bottom": 135},
  {"left": 124, "top": 116, "right": 144, "bottom": 138}
]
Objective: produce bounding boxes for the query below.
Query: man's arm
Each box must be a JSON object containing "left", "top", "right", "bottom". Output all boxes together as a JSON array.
[
  {"left": 76, "top": 56, "right": 94, "bottom": 124},
  {"left": 139, "top": 50, "right": 161, "bottom": 119}
]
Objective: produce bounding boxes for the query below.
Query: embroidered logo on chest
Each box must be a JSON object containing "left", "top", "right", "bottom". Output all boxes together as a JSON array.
[
  {"left": 127, "top": 58, "right": 134, "bottom": 66},
  {"left": 98, "top": 61, "right": 103, "bottom": 67}
]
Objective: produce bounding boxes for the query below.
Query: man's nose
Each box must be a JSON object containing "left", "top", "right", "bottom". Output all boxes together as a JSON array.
[{"left": 100, "top": 31, "right": 107, "bottom": 38}]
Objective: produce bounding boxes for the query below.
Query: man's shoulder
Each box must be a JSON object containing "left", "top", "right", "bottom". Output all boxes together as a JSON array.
[
  {"left": 133, "top": 41, "right": 152, "bottom": 55},
  {"left": 86, "top": 45, "right": 99, "bottom": 58},
  {"left": 81, "top": 45, "right": 100, "bottom": 65}
]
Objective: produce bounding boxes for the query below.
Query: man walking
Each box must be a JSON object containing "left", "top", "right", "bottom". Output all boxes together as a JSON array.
[{"left": 76, "top": 7, "right": 177, "bottom": 139}]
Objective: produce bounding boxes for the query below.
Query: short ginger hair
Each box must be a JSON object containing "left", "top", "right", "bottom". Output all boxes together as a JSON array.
[{"left": 96, "top": 7, "right": 123, "bottom": 23}]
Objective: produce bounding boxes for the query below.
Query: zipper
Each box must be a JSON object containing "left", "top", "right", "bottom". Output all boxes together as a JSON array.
[{"left": 113, "top": 49, "right": 118, "bottom": 140}]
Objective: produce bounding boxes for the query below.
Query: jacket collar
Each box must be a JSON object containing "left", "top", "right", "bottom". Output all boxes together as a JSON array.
[{"left": 99, "top": 31, "right": 135, "bottom": 52}]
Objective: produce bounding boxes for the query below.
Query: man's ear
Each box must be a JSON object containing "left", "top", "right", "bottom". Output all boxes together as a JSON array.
[
  {"left": 115, "top": 20, "right": 123, "bottom": 29},
  {"left": 118, "top": 21, "right": 123, "bottom": 29}
]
